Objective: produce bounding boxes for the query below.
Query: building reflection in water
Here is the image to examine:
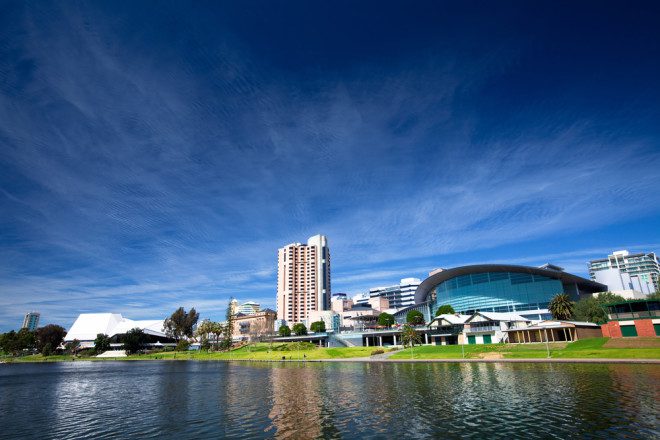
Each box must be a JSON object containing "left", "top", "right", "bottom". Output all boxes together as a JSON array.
[{"left": 267, "top": 363, "right": 324, "bottom": 439}]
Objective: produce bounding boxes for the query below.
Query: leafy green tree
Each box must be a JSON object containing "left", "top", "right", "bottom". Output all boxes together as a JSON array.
[
  {"left": 548, "top": 293, "right": 574, "bottom": 320},
  {"left": 435, "top": 305, "right": 455, "bottom": 316},
  {"left": 292, "top": 323, "right": 307, "bottom": 336},
  {"left": 310, "top": 321, "right": 326, "bottom": 333},
  {"left": 35, "top": 324, "right": 66, "bottom": 354},
  {"left": 164, "top": 307, "right": 200, "bottom": 341},
  {"left": 41, "top": 342, "right": 54, "bottom": 357},
  {"left": 122, "top": 328, "right": 147, "bottom": 354},
  {"left": 406, "top": 310, "right": 425, "bottom": 326},
  {"left": 0, "top": 331, "right": 19, "bottom": 355},
  {"left": 65, "top": 339, "right": 81, "bottom": 354},
  {"left": 278, "top": 325, "right": 291, "bottom": 337},
  {"left": 94, "top": 333, "right": 111, "bottom": 353},
  {"left": 377, "top": 313, "right": 395, "bottom": 328},
  {"left": 0, "top": 328, "right": 36, "bottom": 356},
  {"left": 573, "top": 292, "right": 626, "bottom": 324}
]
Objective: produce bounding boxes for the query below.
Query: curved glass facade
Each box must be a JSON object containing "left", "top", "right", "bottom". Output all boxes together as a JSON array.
[{"left": 434, "top": 271, "right": 563, "bottom": 314}]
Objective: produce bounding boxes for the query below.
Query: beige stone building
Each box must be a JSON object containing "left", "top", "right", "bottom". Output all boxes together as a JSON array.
[
  {"left": 277, "top": 235, "right": 331, "bottom": 324},
  {"left": 232, "top": 309, "right": 277, "bottom": 341}
]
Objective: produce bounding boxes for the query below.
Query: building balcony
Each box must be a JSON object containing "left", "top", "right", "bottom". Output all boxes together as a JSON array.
[{"left": 465, "top": 325, "right": 500, "bottom": 333}]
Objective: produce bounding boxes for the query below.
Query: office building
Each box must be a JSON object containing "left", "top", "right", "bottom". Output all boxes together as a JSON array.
[
  {"left": 589, "top": 250, "right": 659, "bottom": 293},
  {"left": 22, "top": 312, "right": 40, "bottom": 331},
  {"left": 592, "top": 268, "right": 653, "bottom": 298},
  {"left": 237, "top": 301, "right": 260, "bottom": 315},
  {"left": 368, "top": 278, "right": 421, "bottom": 309},
  {"left": 276, "top": 234, "right": 331, "bottom": 324}
]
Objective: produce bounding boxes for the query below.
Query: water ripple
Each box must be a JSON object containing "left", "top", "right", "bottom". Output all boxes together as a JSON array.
[{"left": 0, "top": 361, "right": 657, "bottom": 439}]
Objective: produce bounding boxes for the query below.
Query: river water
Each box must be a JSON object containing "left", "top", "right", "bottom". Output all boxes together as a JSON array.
[{"left": 0, "top": 361, "right": 657, "bottom": 439}]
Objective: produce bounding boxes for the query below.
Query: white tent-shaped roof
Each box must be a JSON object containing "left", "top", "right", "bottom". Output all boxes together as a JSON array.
[{"left": 64, "top": 313, "right": 167, "bottom": 342}]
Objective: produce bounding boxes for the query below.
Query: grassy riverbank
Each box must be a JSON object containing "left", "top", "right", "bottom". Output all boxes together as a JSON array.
[
  {"left": 388, "top": 338, "right": 660, "bottom": 360},
  {"left": 3, "top": 338, "right": 659, "bottom": 363}
]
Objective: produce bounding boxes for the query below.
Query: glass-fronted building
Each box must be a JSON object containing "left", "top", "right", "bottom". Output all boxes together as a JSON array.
[{"left": 414, "top": 264, "right": 606, "bottom": 316}]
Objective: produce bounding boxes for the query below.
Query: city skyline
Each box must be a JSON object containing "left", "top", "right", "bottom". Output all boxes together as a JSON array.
[{"left": 1, "top": 2, "right": 660, "bottom": 331}]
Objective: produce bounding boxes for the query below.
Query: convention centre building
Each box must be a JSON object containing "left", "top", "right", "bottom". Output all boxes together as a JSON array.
[{"left": 410, "top": 264, "right": 606, "bottom": 321}]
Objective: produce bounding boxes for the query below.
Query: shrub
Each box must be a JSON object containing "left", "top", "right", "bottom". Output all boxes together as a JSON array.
[
  {"left": 41, "top": 343, "right": 54, "bottom": 357},
  {"left": 176, "top": 339, "right": 191, "bottom": 351},
  {"left": 370, "top": 349, "right": 385, "bottom": 356}
]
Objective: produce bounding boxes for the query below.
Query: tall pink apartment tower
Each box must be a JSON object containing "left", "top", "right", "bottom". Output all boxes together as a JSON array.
[{"left": 277, "top": 235, "right": 331, "bottom": 324}]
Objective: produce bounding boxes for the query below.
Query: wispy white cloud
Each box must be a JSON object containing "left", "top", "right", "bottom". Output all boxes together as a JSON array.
[{"left": 0, "top": 3, "right": 659, "bottom": 330}]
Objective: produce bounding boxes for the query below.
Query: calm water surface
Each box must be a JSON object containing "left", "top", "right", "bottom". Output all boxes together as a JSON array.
[{"left": 0, "top": 361, "right": 658, "bottom": 439}]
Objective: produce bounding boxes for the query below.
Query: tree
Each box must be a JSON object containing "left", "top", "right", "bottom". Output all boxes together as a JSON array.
[
  {"left": 401, "top": 324, "right": 422, "bottom": 347},
  {"left": 548, "top": 293, "right": 574, "bottom": 320},
  {"left": 65, "top": 339, "right": 81, "bottom": 355},
  {"left": 377, "top": 313, "right": 395, "bottom": 328},
  {"left": 292, "top": 323, "right": 307, "bottom": 336},
  {"left": 573, "top": 292, "right": 626, "bottom": 324},
  {"left": 122, "top": 328, "right": 146, "bottom": 354},
  {"left": 196, "top": 320, "right": 215, "bottom": 350},
  {"left": 279, "top": 325, "right": 291, "bottom": 337},
  {"left": 211, "top": 321, "right": 225, "bottom": 350},
  {"left": 94, "top": 333, "right": 111, "bottom": 354},
  {"left": 310, "top": 321, "right": 326, "bottom": 333},
  {"left": 435, "top": 305, "right": 455, "bottom": 316},
  {"left": 0, "top": 329, "right": 36, "bottom": 356},
  {"left": 406, "top": 310, "right": 425, "bottom": 326},
  {"left": 176, "top": 339, "right": 190, "bottom": 351},
  {"left": 164, "top": 307, "right": 199, "bottom": 341},
  {"left": 221, "top": 298, "right": 236, "bottom": 350},
  {"left": 35, "top": 324, "right": 66, "bottom": 354},
  {"left": 0, "top": 331, "right": 20, "bottom": 355}
]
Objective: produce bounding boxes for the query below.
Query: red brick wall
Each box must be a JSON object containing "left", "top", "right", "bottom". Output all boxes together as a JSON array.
[
  {"left": 601, "top": 321, "right": 622, "bottom": 338},
  {"left": 635, "top": 319, "right": 656, "bottom": 337}
]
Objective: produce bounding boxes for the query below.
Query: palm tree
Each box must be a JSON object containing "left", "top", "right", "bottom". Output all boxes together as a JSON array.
[
  {"left": 401, "top": 324, "right": 422, "bottom": 359},
  {"left": 548, "top": 293, "right": 574, "bottom": 320}
]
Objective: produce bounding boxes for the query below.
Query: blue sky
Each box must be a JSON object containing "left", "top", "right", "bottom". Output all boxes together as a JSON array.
[{"left": 1, "top": 1, "right": 659, "bottom": 331}]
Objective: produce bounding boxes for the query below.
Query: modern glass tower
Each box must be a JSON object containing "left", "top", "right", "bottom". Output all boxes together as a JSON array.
[{"left": 22, "top": 312, "right": 40, "bottom": 331}]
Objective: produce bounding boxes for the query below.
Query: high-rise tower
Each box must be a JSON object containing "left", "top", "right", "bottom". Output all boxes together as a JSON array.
[
  {"left": 22, "top": 311, "right": 40, "bottom": 332},
  {"left": 277, "top": 235, "right": 331, "bottom": 324}
]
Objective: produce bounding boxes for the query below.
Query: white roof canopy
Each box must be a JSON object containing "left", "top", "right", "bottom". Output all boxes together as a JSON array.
[{"left": 64, "top": 313, "right": 167, "bottom": 342}]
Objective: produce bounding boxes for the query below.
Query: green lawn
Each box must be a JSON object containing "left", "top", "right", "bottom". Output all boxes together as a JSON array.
[
  {"left": 5, "top": 343, "right": 377, "bottom": 363},
  {"left": 5, "top": 339, "right": 659, "bottom": 363},
  {"left": 388, "top": 338, "right": 660, "bottom": 360}
]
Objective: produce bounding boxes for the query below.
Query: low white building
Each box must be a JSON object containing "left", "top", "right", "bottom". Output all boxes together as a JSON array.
[
  {"left": 64, "top": 313, "right": 170, "bottom": 348},
  {"left": 463, "top": 312, "right": 530, "bottom": 344}
]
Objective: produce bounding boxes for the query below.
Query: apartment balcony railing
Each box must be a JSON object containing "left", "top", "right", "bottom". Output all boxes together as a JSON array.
[{"left": 464, "top": 325, "right": 500, "bottom": 333}]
